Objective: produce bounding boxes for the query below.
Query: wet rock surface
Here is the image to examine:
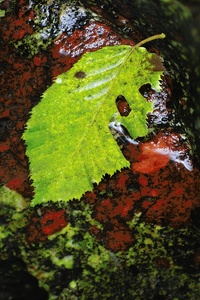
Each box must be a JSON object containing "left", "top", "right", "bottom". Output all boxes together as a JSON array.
[{"left": 0, "top": 0, "right": 200, "bottom": 299}]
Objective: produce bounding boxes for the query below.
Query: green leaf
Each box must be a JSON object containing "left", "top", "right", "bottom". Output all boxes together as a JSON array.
[{"left": 23, "top": 35, "right": 165, "bottom": 206}]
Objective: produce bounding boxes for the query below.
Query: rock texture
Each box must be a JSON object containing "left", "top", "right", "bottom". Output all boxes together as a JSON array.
[{"left": 0, "top": 0, "right": 200, "bottom": 299}]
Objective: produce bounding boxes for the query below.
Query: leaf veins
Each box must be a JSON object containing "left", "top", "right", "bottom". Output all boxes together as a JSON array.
[{"left": 23, "top": 34, "right": 165, "bottom": 205}]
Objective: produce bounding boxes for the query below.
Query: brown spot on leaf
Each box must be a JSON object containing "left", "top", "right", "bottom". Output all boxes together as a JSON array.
[
  {"left": 147, "top": 53, "right": 166, "bottom": 72},
  {"left": 74, "top": 71, "right": 86, "bottom": 79}
]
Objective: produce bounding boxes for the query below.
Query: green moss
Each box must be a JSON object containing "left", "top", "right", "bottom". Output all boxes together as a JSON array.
[
  {"left": 0, "top": 187, "right": 200, "bottom": 298},
  {"left": 52, "top": 255, "right": 74, "bottom": 269},
  {"left": 0, "top": 9, "right": 5, "bottom": 17},
  {"left": 0, "top": 186, "right": 29, "bottom": 211},
  {"left": 161, "top": 0, "right": 191, "bottom": 20},
  {"left": 13, "top": 0, "right": 92, "bottom": 57},
  {"left": 0, "top": 187, "right": 29, "bottom": 258}
]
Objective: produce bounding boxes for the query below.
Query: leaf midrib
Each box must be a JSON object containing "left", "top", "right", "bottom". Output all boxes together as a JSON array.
[{"left": 69, "top": 45, "right": 134, "bottom": 164}]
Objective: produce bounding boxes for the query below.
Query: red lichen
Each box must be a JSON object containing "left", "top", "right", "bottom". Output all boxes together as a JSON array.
[
  {"left": 25, "top": 208, "right": 68, "bottom": 243},
  {"left": 49, "top": 21, "right": 134, "bottom": 77},
  {"left": 2, "top": 7, "right": 35, "bottom": 42},
  {"left": 5, "top": 176, "right": 26, "bottom": 191},
  {"left": 103, "top": 228, "right": 135, "bottom": 252},
  {"left": 85, "top": 130, "right": 200, "bottom": 251},
  {"left": 131, "top": 131, "right": 192, "bottom": 174},
  {"left": 118, "top": 174, "right": 129, "bottom": 189},
  {"left": 40, "top": 210, "right": 68, "bottom": 235}
]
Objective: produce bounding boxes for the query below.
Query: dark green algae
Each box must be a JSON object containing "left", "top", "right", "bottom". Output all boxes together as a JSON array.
[{"left": 1, "top": 0, "right": 200, "bottom": 299}]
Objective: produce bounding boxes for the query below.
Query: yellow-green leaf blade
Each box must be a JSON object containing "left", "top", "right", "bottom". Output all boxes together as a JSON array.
[{"left": 23, "top": 44, "right": 165, "bottom": 206}]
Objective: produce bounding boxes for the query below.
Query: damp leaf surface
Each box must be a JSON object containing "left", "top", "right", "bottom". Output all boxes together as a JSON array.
[{"left": 23, "top": 37, "right": 165, "bottom": 206}]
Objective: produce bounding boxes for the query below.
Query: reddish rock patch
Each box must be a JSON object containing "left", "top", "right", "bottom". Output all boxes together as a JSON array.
[{"left": 25, "top": 208, "right": 68, "bottom": 243}]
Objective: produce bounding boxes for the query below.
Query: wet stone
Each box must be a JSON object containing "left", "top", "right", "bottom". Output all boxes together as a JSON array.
[{"left": 0, "top": 0, "right": 200, "bottom": 299}]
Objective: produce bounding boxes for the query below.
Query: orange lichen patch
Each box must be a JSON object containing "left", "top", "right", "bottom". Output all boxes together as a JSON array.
[
  {"left": 101, "top": 198, "right": 113, "bottom": 209},
  {"left": 100, "top": 227, "right": 135, "bottom": 252},
  {"left": 110, "top": 198, "right": 134, "bottom": 218},
  {"left": 84, "top": 192, "right": 97, "bottom": 204},
  {"left": 0, "top": 143, "right": 9, "bottom": 152},
  {"left": 89, "top": 225, "right": 100, "bottom": 236},
  {"left": 40, "top": 210, "right": 68, "bottom": 235},
  {"left": 25, "top": 208, "right": 68, "bottom": 243},
  {"left": 118, "top": 174, "right": 129, "bottom": 189},
  {"left": 5, "top": 176, "right": 26, "bottom": 191},
  {"left": 139, "top": 174, "right": 148, "bottom": 187},
  {"left": 84, "top": 128, "right": 200, "bottom": 251},
  {"left": 2, "top": 7, "right": 35, "bottom": 42},
  {"left": 95, "top": 193, "right": 136, "bottom": 224},
  {"left": 132, "top": 131, "right": 192, "bottom": 174},
  {"left": 33, "top": 55, "right": 47, "bottom": 67},
  {"left": 141, "top": 164, "right": 200, "bottom": 226},
  {"left": 132, "top": 153, "right": 169, "bottom": 174},
  {"left": 50, "top": 21, "right": 133, "bottom": 77}
]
